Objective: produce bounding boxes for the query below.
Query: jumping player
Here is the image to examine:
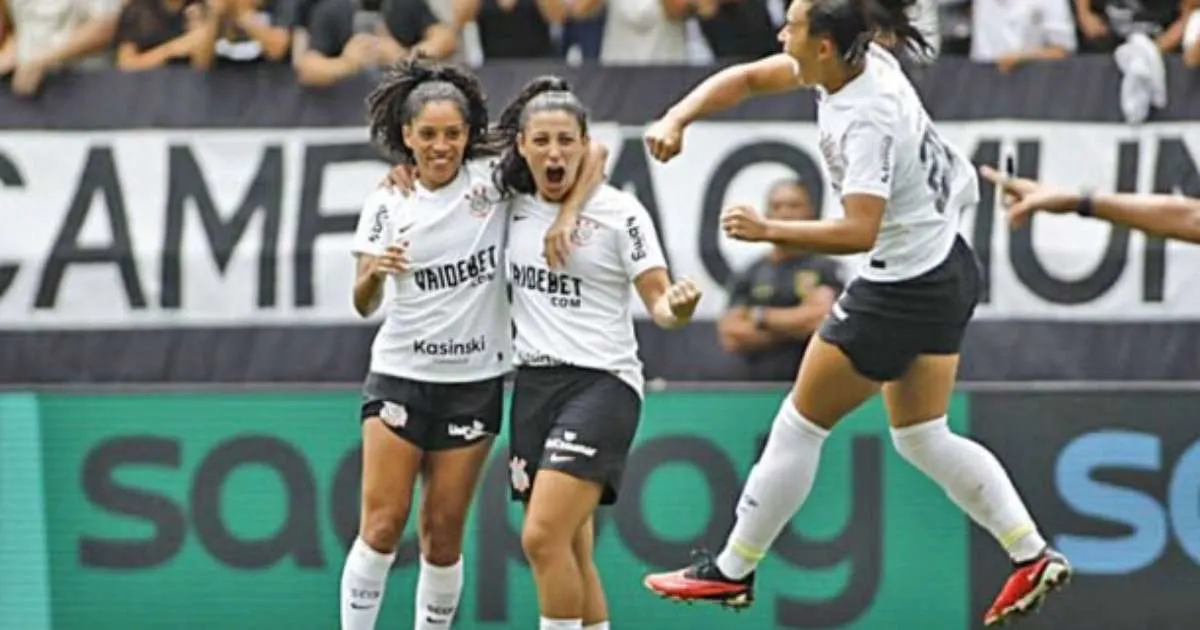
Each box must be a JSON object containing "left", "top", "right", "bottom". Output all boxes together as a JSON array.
[
  {"left": 496, "top": 77, "right": 703, "bottom": 630},
  {"left": 344, "top": 59, "right": 604, "bottom": 630},
  {"left": 640, "top": 1, "right": 1071, "bottom": 626}
]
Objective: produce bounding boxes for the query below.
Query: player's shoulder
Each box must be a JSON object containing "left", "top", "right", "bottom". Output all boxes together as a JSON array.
[
  {"left": 464, "top": 157, "right": 501, "bottom": 182},
  {"left": 361, "top": 185, "right": 405, "bottom": 215},
  {"left": 584, "top": 184, "right": 647, "bottom": 219}
]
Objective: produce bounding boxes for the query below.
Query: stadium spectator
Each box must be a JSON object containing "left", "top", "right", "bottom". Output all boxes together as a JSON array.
[
  {"left": 1183, "top": 2, "right": 1200, "bottom": 65},
  {"left": 451, "top": 0, "right": 557, "bottom": 59},
  {"left": 297, "top": 0, "right": 456, "bottom": 87},
  {"left": 2, "top": 0, "right": 125, "bottom": 96},
  {"left": 970, "top": 0, "right": 1076, "bottom": 73},
  {"left": 114, "top": 0, "right": 218, "bottom": 71},
  {"left": 210, "top": 0, "right": 294, "bottom": 62},
  {"left": 560, "top": 8, "right": 605, "bottom": 63},
  {"left": 1075, "top": 0, "right": 1190, "bottom": 53},
  {"left": 693, "top": 0, "right": 777, "bottom": 61},
  {"left": 0, "top": 2, "right": 11, "bottom": 74},
  {"left": 599, "top": 0, "right": 689, "bottom": 63},
  {"left": 716, "top": 179, "right": 843, "bottom": 381}
]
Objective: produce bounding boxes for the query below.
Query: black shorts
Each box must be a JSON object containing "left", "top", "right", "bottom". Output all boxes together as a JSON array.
[
  {"left": 508, "top": 366, "right": 641, "bottom": 506},
  {"left": 818, "top": 235, "right": 982, "bottom": 382},
  {"left": 360, "top": 372, "right": 503, "bottom": 451}
]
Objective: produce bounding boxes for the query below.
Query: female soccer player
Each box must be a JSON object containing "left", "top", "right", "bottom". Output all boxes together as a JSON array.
[
  {"left": 495, "top": 77, "right": 703, "bottom": 630},
  {"left": 345, "top": 58, "right": 605, "bottom": 630},
  {"left": 640, "top": 1, "right": 1071, "bottom": 626}
]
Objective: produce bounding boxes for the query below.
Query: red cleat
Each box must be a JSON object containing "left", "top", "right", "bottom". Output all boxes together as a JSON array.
[
  {"left": 643, "top": 550, "right": 755, "bottom": 610},
  {"left": 984, "top": 549, "right": 1072, "bottom": 626}
]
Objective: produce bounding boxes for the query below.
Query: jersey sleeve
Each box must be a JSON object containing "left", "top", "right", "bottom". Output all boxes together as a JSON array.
[
  {"left": 618, "top": 196, "right": 668, "bottom": 281},
  {"left": 838, "top": 103, "right": 899, "bottom": 200},
  {"left": 351, "top": 188, "right": 396, "bottom": 257}
]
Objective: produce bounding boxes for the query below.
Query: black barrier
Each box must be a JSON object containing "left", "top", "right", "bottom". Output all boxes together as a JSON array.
[{"left": 969, "top": 391, "right": 1200, "bottom": 630}]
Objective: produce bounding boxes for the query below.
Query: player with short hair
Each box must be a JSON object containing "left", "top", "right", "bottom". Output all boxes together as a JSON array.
[
  {"left": 344, "top": 58, "right": 604, "bottom": 630},
  {"left": 640, "top": 0, "right": 1071, "bottom": 625},
  {"left": 495, "top": 76, "right": 703, "bottom": 630}
]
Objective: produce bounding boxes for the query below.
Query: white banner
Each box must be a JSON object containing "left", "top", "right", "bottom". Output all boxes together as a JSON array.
[{"left": 2, "top": 121, "right": 1199, "bottom": 329}]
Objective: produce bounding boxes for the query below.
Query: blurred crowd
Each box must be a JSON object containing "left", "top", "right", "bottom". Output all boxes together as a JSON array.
[{"left": 2, "top": 0, "right": 1200, "bottom": 96}]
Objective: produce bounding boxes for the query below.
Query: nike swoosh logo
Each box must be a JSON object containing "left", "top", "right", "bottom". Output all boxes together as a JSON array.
[
  {"left": 513, "top": 215, "right": 528, "bottom": 221},
  {"left": 350, "top": 603, "right": 375, "bottom": 610}
]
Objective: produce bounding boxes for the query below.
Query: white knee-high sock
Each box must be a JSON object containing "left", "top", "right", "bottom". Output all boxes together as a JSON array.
[
  {"left": 716, "top": 399, "right": 829, "bottom": 579},
  {"left": 583, "top": 622, "right": 610, "bottom": 630},
  {"left": 340, "top": 537, "right": 396, "bottom": 630},
  {"left": 414, "top": 556, "right": 464, "bottom": 629},
  {"left": 891, "top": 417, "right": 1047, "bottom": 562}
]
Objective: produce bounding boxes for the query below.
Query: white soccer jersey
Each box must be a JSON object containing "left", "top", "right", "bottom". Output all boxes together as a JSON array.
[
  {"left": 351, "top": 159, "right": 512, "bottom": 383},
  {"left": 816, "top": 43, "right": 979, "bottom": 282},
  {"left": 507, "top": 185, "right": 667, "bottom": 397}
]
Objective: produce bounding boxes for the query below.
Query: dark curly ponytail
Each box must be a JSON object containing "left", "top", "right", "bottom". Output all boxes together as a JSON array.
[
  {"left": 493, "top": 76, "right": 590, "bottom": 196},
  {"left": 808, "top": 0, "right": 932, "bottom": 66},
  {"left": 365, "top": 56, "right": 499, "bottom": 166}
]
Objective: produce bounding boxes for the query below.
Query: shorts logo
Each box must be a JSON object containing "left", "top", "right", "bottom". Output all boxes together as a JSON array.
[
  {"left": 572, "top": 217, "right": 600, "bottom": 247},
  {"left": 545, "top": 431, "right": 598, "bottom": 458},
  {"left": 448, "top": 419, "right": 489, "bottom": 441},
  {"left": 549, "top": 453, "right": 575, "bottom": 464},
  {"left": 380, "top": 402, "right": 407, "bottom": 428},
  {"left": 509, "top": 457, "right": 531, "bottom": 493}
]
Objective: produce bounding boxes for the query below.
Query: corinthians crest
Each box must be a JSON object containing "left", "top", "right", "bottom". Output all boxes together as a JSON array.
[
  {"left": 571, "top": 216, "right": 600, "bottom": 246},
  {"left": 465, "top": 184, "right": 501, "bottom": 218}
]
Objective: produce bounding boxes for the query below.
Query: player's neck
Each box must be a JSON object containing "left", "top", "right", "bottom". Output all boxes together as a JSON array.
[
  {"left": 821, "top": 64, "right": 864, "bottom": 95},
  {"left": 417, "top": 170, "right": 460, "bottom": 193}
]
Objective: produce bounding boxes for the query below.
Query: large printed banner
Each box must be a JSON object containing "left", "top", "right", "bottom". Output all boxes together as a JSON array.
[
  {"left": 2, "top": 388, "right": 1198, "bottom": 630},
  {"left": 3, "top": 122, "right": 1200, "bottom": 331},
  {"left": 0, "top": 390, "right": 971, "bottom": 630}
]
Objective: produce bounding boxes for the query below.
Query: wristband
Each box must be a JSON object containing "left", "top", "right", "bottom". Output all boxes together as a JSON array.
[{"left": 1076, "top": 195, "right": 1095, "bottom": 217}]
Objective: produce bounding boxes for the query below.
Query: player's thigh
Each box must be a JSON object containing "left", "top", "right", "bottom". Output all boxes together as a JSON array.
[
  {"left": 882, "top": 352, "right": 962, "bottom": 429},
  {"left": 523, "top": 469, "right": 604, "bottom": 554},
  {"left": 791, "top": 334, "right": 881, "bottom": 429},
  {"left": 360, "top": 417, "right": 424, "bottom": 517},
  {"left": 419, "top": 437, "right": 495, "bottom": 530}
]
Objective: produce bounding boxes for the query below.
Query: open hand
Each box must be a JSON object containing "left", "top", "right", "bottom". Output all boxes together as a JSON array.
[
  {"left": 979, "top": 165, "right": 1078, "bottom": 229},
  {"left": 370, "top": 243, "right": 410, "bottom": 277},
  {"left": 381, "top": 163, "right": 417, "bottom": 196}
]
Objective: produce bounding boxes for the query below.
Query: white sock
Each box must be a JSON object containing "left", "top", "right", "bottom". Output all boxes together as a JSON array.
[
  {"left": 584, "top": 623, "right": 610, "bottom": 630},
  {"left": 340, "top": 537, "right": 396, "bottom": 630},
  {"left": 414, "top": 556, "right": 464, "bottom": 629},
  {"left": 715, "top": 399, "right": 829, "bottom": 579},
  {"left": 891, "top": 417, "right": 1047, "bottom": 562},
  {"left": 540, "top": 617, "right": 583, "bottom": 629}
]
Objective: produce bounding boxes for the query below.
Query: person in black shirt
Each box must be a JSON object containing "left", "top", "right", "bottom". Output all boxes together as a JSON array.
[
  {"left": 114, "top": 0, "right": 218, "bottom": 71},
  {"left": 211, "top": 0, "right": 296, "bottom": 62},
  {"left": 452, "top": 0, "right": 557, "bottom": 59},
  {"left": 1076, "top": 0, "right": 1189, "bottom": 52},
  {"left": 717, "top": 178, "right": 844, "bottom": 381},
  {"left": 297, "top": 0, "right": 456, "bottom": 87},
  {"left": 695, "top": 0, "right": 778, "bottom": 61}
]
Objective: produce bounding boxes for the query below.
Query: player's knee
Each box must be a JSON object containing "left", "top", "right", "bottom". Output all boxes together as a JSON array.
[
  {"left": 521, "top": 518, "right": 566, "bottom": 567},
  {"left": 420, "top": 507, "right": 466, "bottom": 565},
  {"left": 360, "top": 504, "right": 408, "bottom": 551},
  {"left": 890, "top": 415, "right": 951, "bottom": 462}
]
